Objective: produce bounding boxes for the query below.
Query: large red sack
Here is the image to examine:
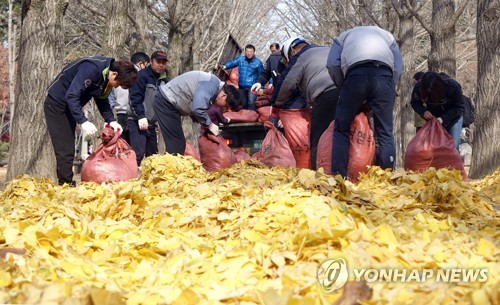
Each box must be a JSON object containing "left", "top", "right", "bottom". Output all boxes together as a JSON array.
[
  {"left": 280, "top": 108, "right": 312, "bottom": 169},
  {"left": 405, "top": 118, "right": 468, "bottom": 180},
  {"left": 252, "top": 126, "right": 296, "bottom": 168},
  {"left": 233, "top": 148, "right": 251, "bottom": 162},
  {"left": 223, "top": 109, "right": 259, "bottom": 123},
  {"left": 316, "top": 113, "right": 375, "bottom": 181},
  {"left": 184, "top": 141, "right": 201, "bottom": 162},
  {"left": 316, "top": 121, "right": 334, "bottom": 174},
  {"left": 81, "top": 126, "right": 138, "bottom": 183},
  {"left": 257, "top": 106, "right": 272, "bottom": 123},
  {"left": 255, "top": 96, "right": 271, "bottom": 108},
  {"left": 347, "top": 112, "right": 375, "bottom": 181},
  {"left": 199, "top": 133, "right": 238, "bottom": 172}
]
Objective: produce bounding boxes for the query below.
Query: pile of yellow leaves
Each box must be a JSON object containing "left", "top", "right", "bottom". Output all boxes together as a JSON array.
[{"left": 0, "top": 154, "right": 498, "bottom": 305}]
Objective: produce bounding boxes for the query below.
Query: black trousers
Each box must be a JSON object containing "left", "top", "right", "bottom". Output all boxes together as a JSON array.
[
  {"left": 310, "top": 88, "right": 340, "bottom": 170},
  {"left": 44, "top": 95, "right": 77, "bottom": 184},
  {"left": 153, "top": 93, "right": 186, "bottom": 155},
  {"left": 128, "top": 120, "right": 158, "bottom": 166},
  {"left": 117, "top": 113, "right": 130, "bottom": 144}
]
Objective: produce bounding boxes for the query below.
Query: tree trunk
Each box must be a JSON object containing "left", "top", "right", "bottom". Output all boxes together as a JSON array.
[
  {"left": 428, "top": 0, "right": 456, "bottom": 76},
  {"left": 394, "top": 3, "right": 416, "bottom": 168},
  {"left": 469, "top": 0, "right": 499, "bottom": 178},
  {"left": 8, "top": 0, "right": 15, "bottom": 127},
  {"left": 7, "top": 0, "right": 69, "bottom": 182},
  {"left": 167, "top": 0, "right": 199, "bottom": 150},
  {"left": 129, "top": 0, "right": 148, "bottom": 54},
  {"left": 102, "top": 0, "right": 129, "bottom": 58}
]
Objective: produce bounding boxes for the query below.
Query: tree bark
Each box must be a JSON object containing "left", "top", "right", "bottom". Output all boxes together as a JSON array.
[
  {"left": 129, "top": 0, "right": 148, "bottom": 54},
  {"left": 427, "top": 0, "right": 456, "bottom": 76},
  {"left": 102, "top": 0, "right": 129, "bottom": 59},
  {"left": 393, "top": 0, "right": 416, "bottom": 168},
  {"left": 469, "top": 0, "right": 499, "bottom": 178},
  {"left": 167, "top": 0, "right": 199, "bottom": 150},
  {"left": 7, "top": 0, "right": 69, "bottom": 182}
]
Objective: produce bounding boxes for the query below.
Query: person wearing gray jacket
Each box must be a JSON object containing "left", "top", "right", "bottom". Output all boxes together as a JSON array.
[
  {"left": 270, "top": 37, "right": 340, "bottom": 169},
  {"left": 326, "top": 25, "right": 403, "bottom": 178},
  {"left": 154, "top": 71, "right": 240, "bottom": 154}
]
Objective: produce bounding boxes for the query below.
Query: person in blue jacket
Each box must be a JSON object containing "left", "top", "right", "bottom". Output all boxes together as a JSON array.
[
  {"left": 222, "top": 44, "right": 263, "bottom": 111},
  {"left": 44, "top": 56, "right": 138, "bottom": 186}
]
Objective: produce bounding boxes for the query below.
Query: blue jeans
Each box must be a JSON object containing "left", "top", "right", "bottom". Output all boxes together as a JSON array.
[
  {"left": 239, "top": 87, "right": 257, "bottom": 111},
  {"left": 331, "top": 66, "right": 396, "bottom": 178},
  {"left": 446, "top": 116, "right": 463, "bottom": 150}
]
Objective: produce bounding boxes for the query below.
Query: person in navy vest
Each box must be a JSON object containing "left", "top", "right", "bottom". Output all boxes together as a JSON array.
[{"left": 44, "top": 56, "right": 138, "bottom": 186}]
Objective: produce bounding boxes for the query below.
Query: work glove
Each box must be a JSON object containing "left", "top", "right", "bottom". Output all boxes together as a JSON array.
[
  {"left": 208, "top": 123, "right": 221, "bottom": 136},
  {"left": 138, "top": 118, "right": 149, "bottom": 130},
  {"left": 268, "top": 107, "right": 282, "bottom": 128},
  {"left": 225, "top": 117, "right": 231, "bottom": 124},
  {"left": 251, "top": 82, "right": 262, "bottom": 93},
  {"left": 267, "top": 83, "right": 273, "bottom": 89},
  {"left": 437, "top": 117, "right": 443, "bottom": 124},
  {"left": 81, "top": 121, "right": 97, "bottom": 136},
  {"left": 108, "top": 121, "right": 123, "bottom": 132}
]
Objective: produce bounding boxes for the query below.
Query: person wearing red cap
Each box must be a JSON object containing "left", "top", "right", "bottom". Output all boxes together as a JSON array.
[{"left": 128, "top": 50, "right": 168, "bottom": 165}]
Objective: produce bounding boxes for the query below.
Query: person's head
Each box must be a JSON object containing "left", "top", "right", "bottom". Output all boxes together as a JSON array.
[
  {"left": 413, "top": 71, "right": 424, "bottom": 84},
  {"left": 270, "top": 42, "right": 280, "bottom": 53},
  {"left": 150, "top": 50, "right": 169, "bottom": 74},
  {"left": 282, "top": 37, "right": 307, "bottom": 61},
  {"left": 245, "top": 45, "right": 256, "bottom": 60},
  {"left": 419, "top": 71, "right": 446, "bottom": 106},
  {"left": 131, "top": 52, "right": 150, "bottom": 70},
  {"left": 438, "top": 72, "right": 451, "bottom": 80},
  {"left": 109, "top": 60, "right": 138, "bottom": 89},
  {"left": 213, "top": 84, "right": 240, "bottom": 110}
]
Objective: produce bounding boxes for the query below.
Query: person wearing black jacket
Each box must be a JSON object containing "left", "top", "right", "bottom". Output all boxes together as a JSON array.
[
  {"left": 411, "top": 71, "right": 464, "bottom": 149},
  {"left": 44, "top": 56, "right": 138, "bottom": 186},
  {"left": 128, "top": 51, "right": 168, "bottom": 166},
  {"left": 251, "top": 43, "right": 282, "bottom": 91}
]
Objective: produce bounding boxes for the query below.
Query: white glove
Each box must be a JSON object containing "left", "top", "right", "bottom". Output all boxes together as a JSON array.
[
  {"left": 109, "top": 121, "right": 123, "bottom": 132},
  {"left": 81, "top": 121, "right": 97, "bottom": 136},
  {"left": 138, "top": 118, "right": 148, "bottom": 130},
  {"left": 268, "top": 83, "right": 273, "bottom": 89},
  {"left": 437, "top": 117, "right": 443, "bottom": 124},
  {"left": 208, "top": 123, "right": 220, "bottom": 136},
  {"left": 225, "top": 117, "right": 231, "bottom": 124},
  {"left": 251, "top": 83, "right": 262, "bottom": 92}
]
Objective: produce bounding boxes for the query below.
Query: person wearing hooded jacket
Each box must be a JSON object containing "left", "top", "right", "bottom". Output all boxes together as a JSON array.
[
  {"left": 270, "top": 37, "right": 340, "bottom": 169},
  {"left": 44, "top": 56, "right": 138, "bottom": 186},
  {"left": 154, "top": 71, "right": 240, "bottom": 155},
  {"left": 326, "top": 25, "right": 403, "bottom": 178}
]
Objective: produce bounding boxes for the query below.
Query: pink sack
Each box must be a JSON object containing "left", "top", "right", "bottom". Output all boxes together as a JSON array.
[
  {"left": 223, "top": 109, "right": 259, "bottom": 123},
  {"left": 199, "top": 133, "right": 238, "bottom": 172},
  {"left": 252, "top": 126, "right": 296, "bottom": 168},
  {"left": 280, "top": 109, "right": 312, "bottom": 169},
  {"left": 184, "top": 141, "right": 201, "bottom": 162},
  {"left": 405, "top": 118, "right": 468, "bottom": 180},
  {"left": 81, "top": 126, "right": 138, "bottom": 183}
]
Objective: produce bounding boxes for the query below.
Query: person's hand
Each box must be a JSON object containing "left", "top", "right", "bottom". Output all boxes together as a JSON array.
[
  {"left": 208, "top": 123, "right": 221, "bottom": 136},
  {"left": 108, "top": 121, "right": 122, "bottom": 132},
  {"left": 267, "top": 83, "right": 273, "bottom": 89},
  {"left": 225, "top": 117, "right": 231, "bottom": 124},
  {"left": 423, "top": 111, "right": 433, "bottom": 120},
  {"left": 251, "top": 83, "right": 262, "bottom": 93},
  {"left": 81, "top": 121, "right": 97, "bottom": 136},
  {"left": 437, "top": 117, "right": 443, "bottom": 124},
  {"left": 138, "top": 118, "right": 149, "bottom": 130}
]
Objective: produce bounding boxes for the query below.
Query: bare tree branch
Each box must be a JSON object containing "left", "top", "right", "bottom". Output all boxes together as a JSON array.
[
  {"left": 404, "top": 0, "right": 433, "bottom": 34},
  {"left": 76, "top": 0, "right": 105, "bottom": 20},
  {"left": 445, "top": 0, "right": 471, "bottom": 32}
]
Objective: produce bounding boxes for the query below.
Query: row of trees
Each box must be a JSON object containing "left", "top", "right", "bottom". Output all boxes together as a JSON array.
[{"left": 2, "top": 0, "right": 498, "bottom": 181}]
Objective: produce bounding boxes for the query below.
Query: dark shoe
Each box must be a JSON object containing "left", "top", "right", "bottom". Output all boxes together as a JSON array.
[{"left": 58, "top": 179, "right": 77, "bottom": 187}]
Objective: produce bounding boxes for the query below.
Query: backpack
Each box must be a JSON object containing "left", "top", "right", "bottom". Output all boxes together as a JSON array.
[{"left": 462, "top": 95, "right": 475, "bottom": 128}]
